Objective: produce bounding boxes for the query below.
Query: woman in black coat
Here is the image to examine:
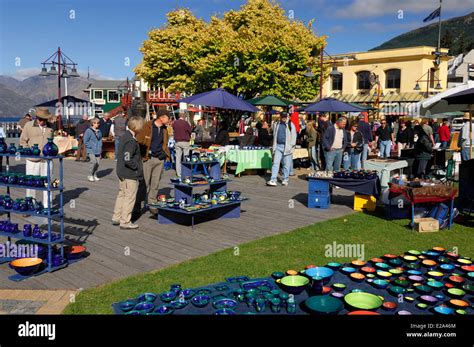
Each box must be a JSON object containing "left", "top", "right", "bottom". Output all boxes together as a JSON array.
[
  {"left": 413, "top": 125, "right": 432, "bottom": 178},
  {"left": 256, "top": 121, "right": 272, "bottom": 147}
]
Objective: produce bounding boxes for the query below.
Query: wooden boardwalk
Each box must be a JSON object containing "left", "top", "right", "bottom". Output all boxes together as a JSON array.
[{"left": 0, "top": 158, "right": 353, "bottom": 290}]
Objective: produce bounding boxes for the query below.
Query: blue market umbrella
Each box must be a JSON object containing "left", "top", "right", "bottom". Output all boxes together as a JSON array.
[
  {"left": 304, "top": 97, "right": 367, "bottom": 113},
  {"left": 178, "top": 88, "right": 258, "bottom": 112},
  {"left": 35, "top": 95, "right": 91, "bottom": 107}
]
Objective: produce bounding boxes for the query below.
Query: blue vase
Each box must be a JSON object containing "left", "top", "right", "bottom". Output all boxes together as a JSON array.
[
  {"left": 3, "top": 198, "right": 12, "bottom": 209},
  {"left": 23, "top": 224, "right": 32, "bottom": 237},
  {"left": 23, "top": 147, "right": 32, "bottom": 155},
  {"left": 8, "top": 175, "right": 17, "bottom": 185},
  {"left": 8, "top": 143, "right": 16, "bottom": 154},
  {"left": 31, "top": 144, "right": 41, "bottom": 156},
  {"left": 42, "top": 138, "right": 58, "bottom": 156},
  {"left": 0, "top": 138, "right": 7, "bottom": 153}
]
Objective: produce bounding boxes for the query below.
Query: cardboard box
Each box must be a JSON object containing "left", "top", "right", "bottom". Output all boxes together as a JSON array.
[{"left": 414, "top": 217, "right": 439, "bottom": 232}]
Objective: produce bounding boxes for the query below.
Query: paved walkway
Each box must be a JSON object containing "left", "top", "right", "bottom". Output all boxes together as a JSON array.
[
  {"left": 0, "top": 158, "right": 354, "bottom": 312},
  {"left": 0, "top": 289, "right": 77, "bottom": 314}
]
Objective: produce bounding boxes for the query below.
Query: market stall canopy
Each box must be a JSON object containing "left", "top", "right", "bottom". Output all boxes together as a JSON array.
[
  {"left": 416, "top": 81, "right": 474, "bottom": 116},
  {"left": 247, "top": 95, "right": 292, "bottom": 107},
  {"left": 35, "top": 95, "right": 91, "bottom": 107},
  {"left": 178, "top": 88, "right": 258, "bottom": 112},
  {"left": 442, "top": 86, "right": 474, "bottom": 105},
  {"left": 304, "top": 97, "right": 367, "bottom": 113}
]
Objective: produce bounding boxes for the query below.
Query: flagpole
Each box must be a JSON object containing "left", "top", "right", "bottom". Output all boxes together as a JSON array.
[{"left": 437, "top": 0, "right": 442, "bottom": 51}]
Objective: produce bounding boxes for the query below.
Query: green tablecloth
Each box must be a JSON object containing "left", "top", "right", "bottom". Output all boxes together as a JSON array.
[{"left": 221, "top": 149, "right": 273, "bottom": 175}]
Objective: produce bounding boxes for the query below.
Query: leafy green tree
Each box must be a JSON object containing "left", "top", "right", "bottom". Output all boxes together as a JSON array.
[{"left": 135, "top": 0, "right": 326, "bottom": 101}]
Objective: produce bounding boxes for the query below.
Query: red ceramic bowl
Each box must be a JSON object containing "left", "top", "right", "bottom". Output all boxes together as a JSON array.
[
  {"left": 382, "top": 301, "right": 398, "bottom": 311},
  {"left": 449, "top": 275, "right": 465, "bottom": 285},
  {"left": 65, "top": 245, "right": 86, "bottom": 260},
  {"left": 361, "top": 266, "right": 376, "bottom": 274},
  {"left": 461, "top": 265, "right": 474, "bottom": 272},
  {"left": 383, "top": 254, "right": 398, "bottom": 260},
  {"left": 347, "top": 310, "right": 381, "bottom": 315},
  {"left": 371, "top": 257, "right": 384, "bottom": 263}
]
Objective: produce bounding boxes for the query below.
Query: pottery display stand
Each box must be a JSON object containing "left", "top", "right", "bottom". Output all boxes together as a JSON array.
[
  {"left": 156, "top": 160, "right": 244, "bottom": 231},
  {"left": 0, "top": 153, "right": 68, "bottom": 281}
]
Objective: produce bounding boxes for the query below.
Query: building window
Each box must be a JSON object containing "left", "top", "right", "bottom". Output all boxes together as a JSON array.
[
  {"left": 108, "top": 90, "right": 120, "bottom": 103},
  {"left": 93, "top": 90, "right": 103, "bottom": 100},
  {"left": 385, "top": 69, "right": 401, "bottom": 89},
  {"left": 331, "top": 74, "right": 343, "bottom": 91},
  {"left": 357, "top": 71, "right": 371, "bottom": 90}
]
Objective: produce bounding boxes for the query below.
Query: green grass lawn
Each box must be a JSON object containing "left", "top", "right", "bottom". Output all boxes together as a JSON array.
[{"left": 64, "top": 212, "right": 473, "bottom": 314}]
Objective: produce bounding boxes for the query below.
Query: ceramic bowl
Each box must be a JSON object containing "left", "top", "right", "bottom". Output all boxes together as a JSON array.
[
  {"left": 432, "top": 246, "right": 446, "bottom": 253},
  {"left": 214, "top": 308, "right": 236, "bottom": 315},
  {"left": 305, "top": 295, "right": 343, "bottom": 315},
  {"left": 422, "top": 259, "right": 437, "bottom": 267},
  {"left": 212, "top": 298, "right": 238, "bottom": 310},
  {"left": 9, "top": 257, "right": 42, "bottom": 275},
  {"left": 65, "top": 245, "right": 86, "bottom": 260},
  {"left": 426, "top": 280, "right": 444, "bottom": 289},
  {"left": 376, "top": 270, "right": 392, "bottom": 279},
  {"left": 119, "top": 300, "right": 136, "bottom": 312},
  {"left": 416, "top": 303, "right": 428, "bottom": 309},
  {"left": 170, "top": 300, "right": 189, "bottom": 310},
  {"left": 394, "top": 279, "right": 410, "bottom": 288},
  {"left": 403, "top": 255, "right": 418, "bottom": 263},
  {"left": 427, "top": 271, "right": 444, "bottom": 279},
  {"left": 457, "top": 258, "right": 472, "bottom": 265},
  {"left": 332, "top": 283, "right": 346, "bottom": 291},
  {"left": 382, "top": 301, "right": 398, "bottom": 311},
  {"left": 347, "top": 310, "right": 381, "bottom": 315},
  {"left": 134, "top": 301, "right": 154, "bottom": 313},
  {"left": 439, "top": 264, "right": 455, "bottom": 273},
  {"left": 383, "top": 254, "right": 398, "bottom": 260},
  {"left": 152, "top": 304, "right": 174, "bottom": 315},
  {"left": 326, "top": 262, "right": 342, "bottom": 270},
  {"left": 448, "top": 275, "right": 465, "bottom": 285},
  {"left": 351, "top": 260, "right": 366, "bottom": 267},
  {"left": 360, "top": 266, "right": 376, "bottom": 274},
  {"left": 388, "top": 258, "right": 403, "bottom": 267},
  {"left": 372, "top": 279, "right": 389, "bottom": 289},
  {"left": 389, "top": 268, "right": 404, "bottom": 276},
  {"left": 462, "top": 283, "right": 474, "bottom": 294},
  {"left": 414, "top": 284, "right": 433, "bottom": 294},
  {"left": 433, "top": 306, "right": 454, "bottom": 315},
  {"left": 160, "top": 291, "right": 178, "bottom": 303},
  {"left": 331, "top": 292, "right": 344, "bottom": 299},
  {"left": 375, "top": 262, "right": 390, "bottom": 270},
  {"left": 181, "top": 288, "right": 196, "bottom": 300},
  {"left": 136, "top": 293, "right": 157, "bottom": 303},
  {"left": 303, "top": 267, "right": 334, "bottom": 283},
  {"left": 407, "top": 250, "right": 421, "bottom": 256},
  {"left": 408, "top": 275, "right": 424, "bottom": 283},
  {"left": 350, "top": 273, "right": 365, "bottom": 282},
  {"left": 446, "top": 288, "right": 465, "bottom": 298},
  {"left": 370, "top": 257, "right": 384, "bottom": 263},
  {"left": 460, "top": 265, "right": 474, "bottom": 273},
  {"left": 286, "top": 269, "right": 299, "bottom": 276},
  {"left": 344, "top": 292, "right": 383, "bottom": 311},
  {"left": 279, "top": 275, "right": 309, "bottom": 294},
  {"left": 341, "top": 266, "right": 357, "bottom": 274},
  {"left": 419, "top": 295, "right": 439, "bottom": 305},
  {"left": 191, "top": 295, "right": 211, "bottom": 308},
  {"left": 397, "top": 310, "right": 412, "bottom": 315}
]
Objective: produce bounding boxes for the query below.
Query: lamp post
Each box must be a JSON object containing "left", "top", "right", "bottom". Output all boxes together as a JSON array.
[
  {"left": 39, "top": 47, "right": 80, "bottom": 132},
  {"left": 304, "top": 48, "right": 341, "bottom": 100},
  {"left": 414, "top": 69, "right": 443, "bottom": 97}
]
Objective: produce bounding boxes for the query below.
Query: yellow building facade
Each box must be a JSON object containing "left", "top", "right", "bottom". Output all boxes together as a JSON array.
[{"left": 322, "top": 46, "right": 451, "bottom": 114}]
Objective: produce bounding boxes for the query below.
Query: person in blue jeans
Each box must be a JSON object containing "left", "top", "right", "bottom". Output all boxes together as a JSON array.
[
  {"left": 343, "top": 121, "right": 364, "bottom": 170},
  {"left": 267, "top": 112, "right": 297, "bottom": 186},
  {"left": 323, "top": 117, "right": 347, "bottom": 171},
  {"left": 375, "top": 119, "right": 394, "bottom": 158},
  {"left": 356, "top": 114, "right": 372, "bottom": 168},
  {"left": 83, "top": 118, "right": 103, "bottom": 182}
]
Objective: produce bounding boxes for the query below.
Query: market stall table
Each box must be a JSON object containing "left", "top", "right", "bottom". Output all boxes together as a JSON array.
[
  {"left": 308, "top": 177, "right": 381, "bottom": 197},
  {"left": 388, "top": 183, "right": 457, "bottom": 230},
  {"left": 364, "top": 159, "right": 408, "bottom": 189},
  {"left": 221, "top": 148, "right": 272, "bottom": 176}
]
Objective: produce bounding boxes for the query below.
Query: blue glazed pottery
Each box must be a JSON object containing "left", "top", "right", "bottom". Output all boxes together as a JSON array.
[
  {"left": 8, "top": 175, "right": 17, "bottom": 185},
  {"left": 212, "top": 298, "right": 238, "bottom": 310},
  {"left": 23, "top": 224, "right": 32, "bottom": 237},
  {"left": 433, "top": 306, "right": 454, "bottom": 315},
  {"left": 42, "top": 138, "right": 58, "bottom": 156},
  {"left": 8, "top": 143, "right": 16, "bottom": 154},
  {"left": 136, "top": 293, "right": 157, "bottom": 303},
  {"left": 215, "top": 308, "right": 236, "bottom": 315},
  {"left": 160, "top": 291, "right": 177, "bottom": 303},
  {"left": 0, "top": 138, "right": 7, "bottom": 153},
  {"left": 120, "top": 300, "right": 136, "bottom": 312},
  {"left": 3, "top": 197, "right": 13, "bottom": 209},
  {"left": 152, "top": 305, "right": 174, "bottom": 315},
  {"left": 191, "top": 295, "right": 210, "bottom": 308},
  {"left": 169, "top": 300, "right": 189, "bottom": 309},
  {"left": 134, "top": 302, "right": 154, "bottom": 313},
  {"left": 31, "top": 144, "right": 41, "bottom": 156}
]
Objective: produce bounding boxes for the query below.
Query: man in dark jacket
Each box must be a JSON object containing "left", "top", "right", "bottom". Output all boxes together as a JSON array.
[
  {"left": 99, "top": 113, "right": 113, "bottom": 138},
  {"left": 317, "top": 114, "right": 330, "bottom": 169},
  {"left": 112, "top": 111, "right": 128, "bottom": 161},
  {"left": 322, "top": 117, "right": 347, "bottom": 171},
  {"left": 112, "top": 116, "right": 144, "bottom": 229},
  {"left": 356, "top": 114, "right": 373, "bottom": 168}
]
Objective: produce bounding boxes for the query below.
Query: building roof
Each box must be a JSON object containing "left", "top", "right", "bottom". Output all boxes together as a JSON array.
[{"left": 84, "top": 80, "right": 127, "bottom": 90}]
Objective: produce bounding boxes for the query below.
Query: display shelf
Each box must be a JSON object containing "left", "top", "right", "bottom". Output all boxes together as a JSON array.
[
  {"left": 0, "top": 231, "right": 64, "bottom": 245},
  {"left": 0, "top": 153, "right": 63, "bottom": 160},
  {"left": 0, "top": 182, "right": 60, "bottom": 191},
  {"left": 181, "top": 160, "right": 221, "bottom": 181},
  {"left": 0, "top": 207, "right": 61, "bottom": 218}
]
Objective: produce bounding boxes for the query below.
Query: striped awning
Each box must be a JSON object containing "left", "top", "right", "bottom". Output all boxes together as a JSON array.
[{"left": 326, "top": 92, "right": 425, "bottom": 103}]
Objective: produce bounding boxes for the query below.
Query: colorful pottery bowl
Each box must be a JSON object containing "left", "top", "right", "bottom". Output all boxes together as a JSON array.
[
  {"left": 371, "top": 257, "right": 384, "bottom": 263},
  {"left": 426, "top": 280, "right": 444, "bottom": 289},
  {"left": 350, "top": 273, "right": 365, "bottom": 282},
  {"left": 351, "top": 260, "right": 366, "bottom": 267},
  {"left": 448, "top": 275, "right": 465, "bottom": 285},
  {"left": 341, "top": 267, "right": 357, "bottom": 274},
  {"left": 375, "top": 262, "right": 390, "bottom": 270},
  {"left": 279, "top": 275, "right": 309, "bottom": 294},
  {"left": 389, "top": 268, "right": 404, "bottom": 276},
  {"left": 446, "top": 288, "right": 465, "bottom": 298},
  {"left": 439, "top": 264, "right": 455, "bottom": 273},
  {"left": 191, "top": 295, "right": 211, "bottom": 308},
  {"left": 382, "top": 301, "right": 397, "bottom": 311},
  {"left": 271, "top": 271, "right": 285, "bottom": 280},
  {"left": 397, "top": 310, "right": 412, "bottom": 315},
  {"left": 347, "top": 310, "right": 381, "bottom": 315},
  {"left": 160, "top": 291, "right": 177, "bottom": 303},
  {"left": 427, "top": 271, "right": 444, "bottom": 279},
  {"left": 214, "top": 308, "right": 236, "bottom": 315},
  {"left": 372, "top": 279, "right": 389, "bottom": 289},
  {"left": 419, "top": 295, "right": 438, "bottom": 305},
  {"left": 332, "top": 283, "right": 346, "bottom": 291},
  {"left": 136, "top": 293, "right": 157, "bottom": 303},
  {"left": 170, "top": 300, "right": 189, "bottom": 310},
  {"left": 305, "top": 295, "right": 343, "bottom": 315},
  {"left": 422, "top": 259, "right": 437, "bottom": 267},
  {"left": 383, "top": 254, "right": 398, "bottom": 260},
  {"left": 457, "top": 258, "right": 472, "bottom": 265},
  {"left": 152, "top": 304, "right": 174, "bottom": 315},
  {"left": 303, "top": 267, "right": 334, "bottom": 284},
  {"left": 432, "top": 246, "right": 446, "bottom": 253},
  {"left": 120, "top": 300, "right": 136, "bottom": 312},
  {"left": 326, "top": 262, "right": 342, "bottom": 270},
  {"left": 414, "top": 285, "right": 432, "bottom": 294},
  {"left": 460, "top": 265, "right": 474, "bottom": 273},
  {"left": 134, "top": 302, "right": 154, "bottom": 313},
  {"left": 407, "top": 250, "right": 421, "bottom": 256},
  {"left": 65, "top": 245, "right": 86, "bottom": 260},
  {"left": 344, "top": 292, "right": 383, "bottom": 311},
  {"left": 212, "top": 299, "right": 238, "bottom": 310},
  {"left": 433, "top": 306, "right": 454, "bottom": 315},
  {"left": 389, "top": 286, "right": 406, "bottom": 296},
  {"left": 286, "top": 269, "right": 299, "bottom": 276},
  {"left": 462, "top": 284, "right": 474, "bottom": 294},
  {"left": 9, "top": 257, "right": 42, "bottom": 275},
  {"left": 448, "top": 299, "right": 469, "bottom": 308},
  {"left": 360, "top": 266, "right": 376, "bottom": 274},
  {"left": 394, "top": 279, "right": 410, "bottom": 288},
  {"left": 408, "top": 275, "right": 424, "bottom": 283},
  {"left": 376, "top": 271, "right": 392, "bottom": 279},
  {"left": 403, "top": 255, "right": 418, "bottom": 262}
]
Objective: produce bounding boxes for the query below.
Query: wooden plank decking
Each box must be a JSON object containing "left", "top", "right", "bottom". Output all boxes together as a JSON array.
[{"left": 0, "top": 158, "right": 354, "bottom": 290}]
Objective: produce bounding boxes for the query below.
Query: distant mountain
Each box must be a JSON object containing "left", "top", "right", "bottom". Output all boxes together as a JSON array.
[
  {"left": 371, "top": 12, "right": 474, "bottom": 55},
  {"left": 0, "top": 84, "right": 36, "bottom": 117},
  {"left": 0, "top": 75, "right": 94, "bottom": 117}
]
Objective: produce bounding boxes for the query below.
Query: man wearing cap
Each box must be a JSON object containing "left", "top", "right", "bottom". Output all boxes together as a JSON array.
[
  {"left": 459, "top": 112, "right": 474, "bottom": 161},
  {"left": 267, "top": 112, "right": 297, "bottom": 186},
  {"left": 20, "top": 108, "right": 54, "bottom": 207},
  {"left": 357, "top": 114, "right": 372, "bottom": 168},
  {"left": 136, "top": 110, "right": 170, "bottom": 216},
  {"left": 322, "top": 117, "right": 347, "bottom": 171}
]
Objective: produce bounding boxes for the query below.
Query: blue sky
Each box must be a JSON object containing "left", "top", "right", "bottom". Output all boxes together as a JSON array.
[{"left": 1, "top": 0, "right": 473, "bottom": 80}]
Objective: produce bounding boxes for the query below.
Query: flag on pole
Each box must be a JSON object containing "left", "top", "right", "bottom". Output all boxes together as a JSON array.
[{"left": 423, "top": 6, "right": 441, "bottom": 22}]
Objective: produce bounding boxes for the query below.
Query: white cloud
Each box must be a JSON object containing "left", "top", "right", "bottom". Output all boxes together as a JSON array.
[{"left": 333, "top": 0, "right": 474, "bottom": 18}]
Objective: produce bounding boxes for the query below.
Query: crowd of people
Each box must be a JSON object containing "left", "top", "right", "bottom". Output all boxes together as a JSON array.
[{"left": 13, "top": 106, "right": 474, "bottom": 229}]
